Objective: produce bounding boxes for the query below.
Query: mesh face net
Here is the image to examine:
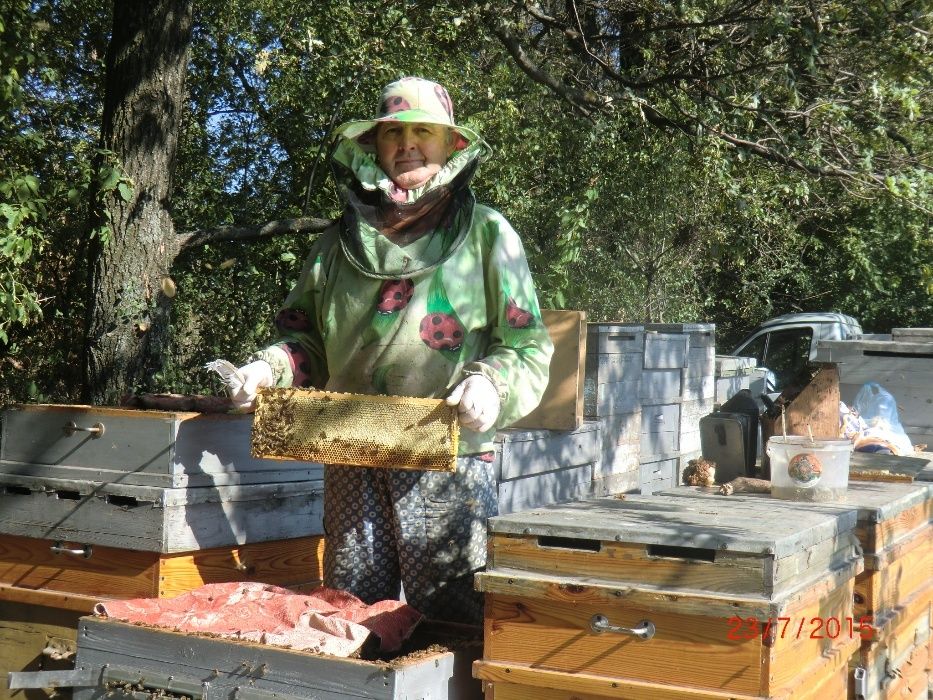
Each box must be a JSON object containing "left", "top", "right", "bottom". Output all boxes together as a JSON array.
[{"left": 252, "top": 388, "right": 459, "bottom": 471}]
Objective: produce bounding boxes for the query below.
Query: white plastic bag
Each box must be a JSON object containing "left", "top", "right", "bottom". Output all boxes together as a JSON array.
[{"left": 852, "top": 383, "right": 913, "bottom": 456}]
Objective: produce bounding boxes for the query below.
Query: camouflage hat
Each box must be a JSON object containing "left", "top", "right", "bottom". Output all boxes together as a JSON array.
[{"left": 334, "top": 77, "right": 482, "bottom": 150}]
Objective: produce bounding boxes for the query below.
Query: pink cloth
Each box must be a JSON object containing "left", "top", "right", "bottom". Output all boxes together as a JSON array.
[{"left": 95, "top": 583, "right": 423, "bottom": 657}]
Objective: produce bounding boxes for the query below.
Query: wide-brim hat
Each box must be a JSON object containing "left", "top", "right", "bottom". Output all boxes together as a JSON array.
[{"left": 333, "top": 76, "right": 484, "bottom": 151}]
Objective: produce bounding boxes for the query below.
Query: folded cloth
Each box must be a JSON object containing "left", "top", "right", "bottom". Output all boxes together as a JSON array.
[{"left": 95, "top": 582, "right": 423, "bottom": 657}]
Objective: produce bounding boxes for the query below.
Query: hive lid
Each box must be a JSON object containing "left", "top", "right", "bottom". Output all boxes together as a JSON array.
[
  {"left": 487, "top": 494, "right": 859, "bottom": 558},
  {"left": 661, "top": 481, "right": 932, "bottom": 524}
]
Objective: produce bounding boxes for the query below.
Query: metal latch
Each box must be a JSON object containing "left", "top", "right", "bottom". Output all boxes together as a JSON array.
[
  {"left": 852, "top": 666, "right": 868, "bottom": 699},
  {"left": 8, "top": 667, "right": 98, "bottom": 691}
]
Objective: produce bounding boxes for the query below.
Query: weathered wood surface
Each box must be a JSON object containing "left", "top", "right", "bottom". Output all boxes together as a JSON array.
[
  {"left": 477, "top": 555, "right": 860, "bottom": 619},
  {"left": 850, "top": 451, "right": 933, "bottom": 482},
  {"left": 583, "top": 379, "right": 641, "bottom": 417},
  {"left": 643, "top": 333, "right": 689, "bottom": 369},
  {"left": 639, "top": 404, "right": 681, "bottom": 456},
  {"left": 486, "top": 495, "right": 859, "bottom": 559},
  {"left": 0, "top": 405, "right": 324, "bottom": 488},
  {"left": 512, "top": 310, "right": 586, "bottom": 431},
  {"left": 0, "top": 533, "right": 325, "bottom": 599},
  {"left": 637, "top": 458, "right": 677, "bottom": 495},
  {"left": 0, "top": 474, "right": 324, "bottom": 552},
  {"left": 662, "top": 482, "right": 932, "bottom": 552},
  {"left": 497, "top": 464, "right": 595, "bottom": 516},
  {"left": 586, "top": 325, "right": 644, "bottom": 355},
  {"left": 0, "top": 600, "right": 84, "bottom": 700},
  {"left": 70, "top": 618, "right": 481, "bottom": 700},
  {"left": 855, "top": 526, "right": 932, "bottom": 620},
  {"left": 853, "top": 582, "right": 932, "bottom": 700},
  {"left": 493, "top": 422, "right": 598, "bottom": 480}
]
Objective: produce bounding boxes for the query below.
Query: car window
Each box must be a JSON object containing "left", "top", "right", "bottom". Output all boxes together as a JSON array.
[
  {"left": 736, "top": 334, "right": 767, "bottom": 363},
  {"left": 764, "top": 328, "right": 813, "bottom": 387}
]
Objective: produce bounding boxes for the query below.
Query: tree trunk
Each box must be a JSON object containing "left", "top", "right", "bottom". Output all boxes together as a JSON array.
[{"left": 83, "top": 0, "right": 193, "bottom": 404}]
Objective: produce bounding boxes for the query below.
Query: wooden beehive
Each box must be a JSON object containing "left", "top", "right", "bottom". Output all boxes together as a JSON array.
[
  {"left": 660, "top": 482, "right": 933, "bottom": 699},
  {"left": 0, "top": 473, "right": 323, "bottom": 552},
  {"left": 474, "top": 494, "right": 863, "bottom": 699},
  {"left": 0, "top": 404, "right": 324, "bottom": 488},
  {"left": 252, "top": 388, "right": 458, "bottom": 471},
  {"left": 28, "top": 618, "right": 483, "bottom": 700}
]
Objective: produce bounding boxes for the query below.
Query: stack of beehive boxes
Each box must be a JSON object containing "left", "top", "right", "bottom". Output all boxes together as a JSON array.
[
  {"left": 846, "top": 481, "right": 933, "bottom": 699},
  {"left": 662, "top": 480, "right": 932, "bottom": 698},
  {"left": 0, "top": 404, "right": 325, "bottom": 700},
  {"left": 474, "top": 494, "right": 863, "bottom": 699},
  {"left": 584, "top": 324, "right": 644, "bottom": 495},
  {"left": 638, "top": 323, "right": 716, "bottom": 493}
]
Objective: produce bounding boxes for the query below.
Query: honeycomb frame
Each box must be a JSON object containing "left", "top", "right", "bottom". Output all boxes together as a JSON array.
[{"left": 251, "top": 388, "right": 459, "bottom": 471}]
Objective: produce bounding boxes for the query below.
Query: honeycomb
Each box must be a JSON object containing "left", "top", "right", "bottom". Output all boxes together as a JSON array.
[{"left": 251, "top": 388, "right": 459, "bottom": 471}]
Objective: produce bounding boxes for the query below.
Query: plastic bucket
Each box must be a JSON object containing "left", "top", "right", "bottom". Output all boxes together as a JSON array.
[{"left": 766, "top": 436, "right": 854, "bottom": 502}]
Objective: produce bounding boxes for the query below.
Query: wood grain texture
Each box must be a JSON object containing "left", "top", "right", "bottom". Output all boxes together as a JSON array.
[
  {"left": 855, "top": 525, "right": 932, "bottom": 619},
  {"left": 0, "top": 533, "right": 159, "bottom": 598},
  {"left": 0, "top": 533, "right": 325, "bottom": 600},
  {"left": 157, "top": 535, "right": 325, "bottom": 597},
  {"left": 482, "top": 592, "right": 763, "bottom": 694},
  {"left": 488, "top": 534, "right": 768, "bottom": 595},
  {"left": 512, "top": 310, "right": 586, "bottom": 431}
]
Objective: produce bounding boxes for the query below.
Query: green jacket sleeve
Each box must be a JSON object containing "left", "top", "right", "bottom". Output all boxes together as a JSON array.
[
  {"left": 249, "top": 228, "right": 337, "bottom": 389},
  {"left": 460, "top": 210, "right": 553, "bottom": 429}
]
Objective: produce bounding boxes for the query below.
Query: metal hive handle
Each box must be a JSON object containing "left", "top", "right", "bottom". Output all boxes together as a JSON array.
[
  {"left": 50, "top": 542, "right": 93, "bottom": 558},
  {"left": 63, "top": 421, "right": 105, "bottom": 438},
  {"left": 589, "top": 614, "right": 656, "bottom": 640}
]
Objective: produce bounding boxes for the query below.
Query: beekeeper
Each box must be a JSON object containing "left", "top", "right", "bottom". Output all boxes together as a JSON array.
[{"left": 221, "top": 77, "right": 552, "bottom": 625}]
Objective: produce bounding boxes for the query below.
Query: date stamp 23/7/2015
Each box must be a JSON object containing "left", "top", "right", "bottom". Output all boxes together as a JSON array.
[{"left": 726, "top": 616, "right": 875, "bottom": 641}]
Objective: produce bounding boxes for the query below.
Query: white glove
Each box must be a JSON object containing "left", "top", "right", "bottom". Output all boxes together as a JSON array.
[
  {"left": 206, "top": 359, "right": 273, "bottom": 411},
  {"left": 445, "top": 375, "right": 500, "bottom": 432}
]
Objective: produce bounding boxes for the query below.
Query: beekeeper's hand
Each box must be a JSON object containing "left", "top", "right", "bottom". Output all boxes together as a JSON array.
[
  {"left": 205, "top": 359, "right": 274, "bottom": 411},
  {"left": 446, "top": 375, "right": 500, "bottom": 432}
]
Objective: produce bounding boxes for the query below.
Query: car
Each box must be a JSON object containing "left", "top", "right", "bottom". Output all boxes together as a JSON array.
[{"left": 730, "top": 312, "right": 864, "bottom": 392}]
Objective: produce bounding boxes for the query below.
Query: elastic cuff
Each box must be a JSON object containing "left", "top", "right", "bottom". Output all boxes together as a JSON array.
[
  {"left": 248, "top": 345, "right": 292, "bottom": 387},
  {"left": 460, "top": 361, "right": 509, "bottom": 406}
]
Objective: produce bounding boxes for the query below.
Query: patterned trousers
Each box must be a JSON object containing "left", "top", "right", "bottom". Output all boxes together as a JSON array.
[{"left": 322, "top": 455, "right": 497, "bottom": 626}]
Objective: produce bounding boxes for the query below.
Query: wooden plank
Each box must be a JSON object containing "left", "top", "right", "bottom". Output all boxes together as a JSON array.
[
  {"left": 495, "top": 423, "right": 599, "bottom": 480},
  {"left": 639, "top": 369, "right": 682, "bottom": 401},
  {"left": 0, "top": 476, "right": 325, "bottom": 553},
  {"left": 73, "top": 618, "right": 467, "bottom": 700},
  {"left": 497, "top": 463, "right": 595, "bottom": 516},
  {"left": 483, "top": 593, "right": 763, "bottom": 694},
  {"left": 583, "top": 379, "right": 641, "bottom": 417},
  {"left": 585, "top": 351, "right": 642, "bottom": 385},
  {"left": 488, "top": 534, "right": 769, "bottom": 595},
  {"left": 156, "top": 535, "right": 325, "bottom": 597},
  {"left": 762, "top": 578, "right": 858, "bottom": 695},
  {"left": 760, "top": 364, "right": 841, "bottom": 443},
  {"left": 638, "top": 459, "right": 678, "bottom": 495},
  {"left": 512, "top": 310, "right": 586, "bottom": 431},
  {"left": 0, "top": 583, "right": 98, "bottom": 612},
  {"left": 474, "top": 663, "right": 762, "bottom": 699},
  {"left": 486, "top": 495, "right": 859, "bottom": 559},
  {"left": 855, "top": 526, "right": 932, "bottom": 619},
  {"left": 0, "top": 534, "right": 159, "bottom": 599},
  {"left": 643, "top": 333, "right": 688, "bottom": 369},
  {"left": 850, "top": 451, "right": 933, "bottom": 481},
  {"left": 586, "top": 325, "right": 643, "bottom": 355}
]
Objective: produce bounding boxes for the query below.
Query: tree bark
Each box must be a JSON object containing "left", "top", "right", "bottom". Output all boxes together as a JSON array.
[{"left": 83, "top": 0, "right": 193, "bottom": 404}]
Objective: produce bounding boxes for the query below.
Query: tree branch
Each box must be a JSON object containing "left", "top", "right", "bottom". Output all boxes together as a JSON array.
[{"left": 177, "top": 217, "right": 333, "bottom": 251}]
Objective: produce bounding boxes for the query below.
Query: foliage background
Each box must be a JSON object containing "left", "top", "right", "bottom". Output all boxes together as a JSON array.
[{"left": 2, "top": 0, "right": 931, "bottom": 405}]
